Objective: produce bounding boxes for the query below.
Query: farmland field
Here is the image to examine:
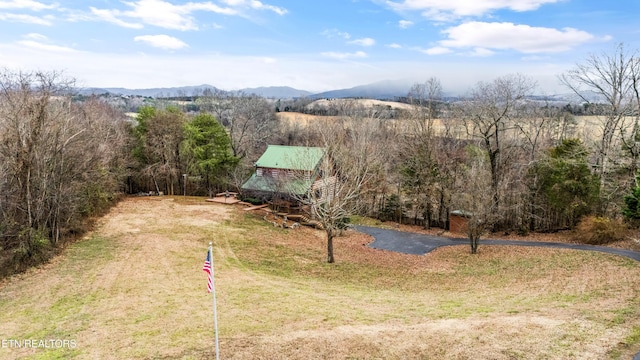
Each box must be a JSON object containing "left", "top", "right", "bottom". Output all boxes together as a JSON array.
[{"left": 1, "top": 197, "right": 639, "bottom": 359}]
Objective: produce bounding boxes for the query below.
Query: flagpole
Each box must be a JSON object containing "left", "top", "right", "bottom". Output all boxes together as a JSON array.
[{"left": 209, "top": 242, "right": 220, "bottom": 360}]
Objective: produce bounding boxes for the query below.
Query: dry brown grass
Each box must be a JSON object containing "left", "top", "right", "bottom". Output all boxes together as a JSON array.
[
  {"left": 1, "top": 197, "right": 639, "bottom": 359},
  {"left": 276, "top": 112, "right": 341, "bottom": 127},
  {"left": 307, "top": 98, "right": 416, "bottom": 111},
  {"left": 277, "top": 112, "right": 632, "bottom": 145}
]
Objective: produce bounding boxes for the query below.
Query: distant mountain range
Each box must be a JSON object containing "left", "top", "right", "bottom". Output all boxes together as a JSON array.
[
  {"left": 241, "top": 86, "right": 313, "bottom": 98},
  {"left": 308, "top": 79, "right": 414, "bottom": 100},
  {"left": 77, "top": 84, "right": 314, "bottom": 98},
  {"left": 77, "top": 80, "right": 413, "bottom": 100},
  {"left": 78, "top": 84, "right": 221, "bottom": 98},
  {"left": 77, "top": 79, "right": 579, "bottom": 102}
]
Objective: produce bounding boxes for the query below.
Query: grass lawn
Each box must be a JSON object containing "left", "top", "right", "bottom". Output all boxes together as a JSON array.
[{"left": 1, "top": 196, "right": 639, "bottom": 359}]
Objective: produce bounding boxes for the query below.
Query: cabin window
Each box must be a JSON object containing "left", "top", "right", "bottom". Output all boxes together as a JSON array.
[{"left": 256, "top": 168, "right": 263, "bottom": 177}]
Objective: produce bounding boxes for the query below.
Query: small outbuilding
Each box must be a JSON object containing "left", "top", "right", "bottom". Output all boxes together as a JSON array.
[{"left": 449, "top": 210, "right": 472, "bottom": 234}]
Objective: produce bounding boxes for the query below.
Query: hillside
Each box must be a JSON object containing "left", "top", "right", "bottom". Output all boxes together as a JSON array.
[
  {"left": 307, "top": 98, "right": 415, "bottom": 111},
  {"left": 1, "top": 197, "right": 639, "bottom": 359}
]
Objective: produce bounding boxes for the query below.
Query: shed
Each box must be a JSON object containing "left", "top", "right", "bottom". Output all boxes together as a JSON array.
[{"left": 449, "top": 210, "right": 472, "bottom": 234}]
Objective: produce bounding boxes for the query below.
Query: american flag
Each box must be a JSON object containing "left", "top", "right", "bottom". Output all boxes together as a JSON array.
[{"left": 203, "top": 251, "right": 213, "bottom": 293}]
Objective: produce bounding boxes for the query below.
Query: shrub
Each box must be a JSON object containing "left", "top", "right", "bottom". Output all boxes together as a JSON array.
[
  {"left": 239, "top": 196, "right": 264, "bottom": 205},
  {"left": 379, "top": 194, "right": 402, "bottom": 222},
  {"left": 574, "top": 216, "right": 627, "bottom": 245},
  {"left": 623, "top": 173, "right": 640, "bottom": 226}
]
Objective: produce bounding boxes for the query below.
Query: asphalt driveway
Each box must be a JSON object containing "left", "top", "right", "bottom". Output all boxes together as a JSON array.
[
  {"left": 356, "top": 225, "right": 640, "bottom": 359},
  {"left": 355, "top": 225, "right": 640, "bottom": 262}
]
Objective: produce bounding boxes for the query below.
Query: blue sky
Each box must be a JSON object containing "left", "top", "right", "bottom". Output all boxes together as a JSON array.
[{"left": 0, "top": 0, "right": 637, "bottom": 94}]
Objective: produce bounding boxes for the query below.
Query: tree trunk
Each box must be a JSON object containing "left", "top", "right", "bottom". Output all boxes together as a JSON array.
[
  {"left": 470, "top": 235, "right": 479, "bottom": 254},
  {"left": 424, "top": 194, "right": 431, "bottom": 229},
  {"left": 326, "top": 230, "right": 335, "bottom": 263}
]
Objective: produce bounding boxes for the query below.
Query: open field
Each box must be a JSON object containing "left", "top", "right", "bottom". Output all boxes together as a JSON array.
[
  {"left": 277, "top": 111, "right": 631, "bottom": 145},
  {"left": 276, "top": 111, "right": 450, "bottom": 135},
  {"left": 276, "top": 112, "right": 342, "bottom": 127},
  {"left": 307, "top": 98, "right": 416, "bottom": 111},
  {"left": 1, "top": 197, "right": 640, "bottom": 359}
]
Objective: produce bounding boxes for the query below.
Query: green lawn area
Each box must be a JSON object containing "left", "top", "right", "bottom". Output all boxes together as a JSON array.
[{"left": 0, "top": 197, "right": 639, "bottom": 359}]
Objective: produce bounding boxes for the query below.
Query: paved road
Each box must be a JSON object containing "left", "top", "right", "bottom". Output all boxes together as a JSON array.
[
  {"left": 356, "top": 225, "right": 640, "bottom": 262},
  {"left": 356, "top": 225, "right": 640, "bottom": 360}
]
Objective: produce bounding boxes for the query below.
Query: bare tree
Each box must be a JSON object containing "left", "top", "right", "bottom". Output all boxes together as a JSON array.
[
  {"left": 560, "top": 43, "right": 637, "bottom": 190},
  {"left": 620, "top": 53, "right": 640, "bottom": 177},
  {"left": 452, "top": 148, "right": 497, "bottom": 254},
  {"left": 0, "top": 70, "right": 129, "bottom": 266},
  {"left": 399, "top": 78, "right": 443, "bottom": 228},
  {"left": 197, "top": 91, "right": 279, "bottom": 160},
  {"left": 406, "top": 77, "right": 443, "bottom": 134},
  {"left": 290, "top": 117, "right": 383, "bottom": 263},
  {"left": 133, "top": 107, "right": 186, "bottom": 195},
  {"left": 458, "top": 74, "right": 536, "bottom": 227}
]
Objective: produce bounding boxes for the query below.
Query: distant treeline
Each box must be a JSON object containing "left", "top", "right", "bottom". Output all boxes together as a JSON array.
[{"left": 3, "top": 44, "right": 640, "bottom": 275}]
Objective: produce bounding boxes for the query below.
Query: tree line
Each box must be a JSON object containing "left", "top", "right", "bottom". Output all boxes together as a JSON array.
[
  {"left": 0, "top": 71, "right": 130, "bottom": 275},
  {"left": 3, "top": 43, "right": 640, "bottom": 271}
]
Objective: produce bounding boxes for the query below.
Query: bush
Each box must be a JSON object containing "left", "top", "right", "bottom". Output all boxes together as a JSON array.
[
  {"left": 623, "top": 173, "right": 640, "bottom": 226},
  {"left": 379, "top": 194, "right": 402, "bottom": 222},
  {"left": 574, "top": 216, "right": 627, "bottom": 245},
  {"left": 239, "top": 196, "right": 264, "bottom": 205},
  {"left": 336, "top": 216, "right": 351, "bottom": 230}
]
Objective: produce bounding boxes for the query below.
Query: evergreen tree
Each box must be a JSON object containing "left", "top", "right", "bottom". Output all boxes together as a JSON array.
[
  {"left": 182, "top": 113, "right": 238, "bottom": 196},
  {"left": 531, "top": 139, "right": 600, "bottom": 229},
  {"left": 623, "top": 173, "right": 640, "bottom": 224}
]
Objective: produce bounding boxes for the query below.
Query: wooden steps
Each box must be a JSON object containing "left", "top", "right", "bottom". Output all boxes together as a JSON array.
[{"left": 242, "top": 204, "right": 270, "bottom": 211}]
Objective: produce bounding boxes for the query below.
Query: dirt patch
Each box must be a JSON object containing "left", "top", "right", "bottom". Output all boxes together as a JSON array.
[
  {"left": 225, "top": 316, "right": 621, "bottom": 360},
  {"left": 95, "top": 197, "right": 231, "bottom": 237}
]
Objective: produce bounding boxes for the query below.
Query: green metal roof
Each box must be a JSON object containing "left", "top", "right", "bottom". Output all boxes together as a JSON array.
[{"left": 254, "top": 145, "right": 325, "bottom": 171}]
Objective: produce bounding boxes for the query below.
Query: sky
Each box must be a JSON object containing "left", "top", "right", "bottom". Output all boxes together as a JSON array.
[{"left": 0, "top": 0, "right": 638, "bottom": 94}]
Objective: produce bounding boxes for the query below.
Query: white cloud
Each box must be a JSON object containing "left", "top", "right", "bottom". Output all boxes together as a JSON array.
[
  {"left": 521, "top": 55, "right": 551, "bottom": 61},
  {"left": 468, "top": 47, "right": 494, "bottom": 57},
  {"left": 0, "top": 0, "right": 57, "bottom": 11},
  {"left": 105, "top": 0, "right": 201, "bottom": 31},
  {"left": 258, "top": 56, "right": 276, "bottom": 63},
  {"left": 321, "top": 29, "right": 351, "bottom": 40},
  {"left": 16, "top": 40, "right": 77, "bottom": 53},
  {"left": 398, "top": 20, "right": 413, "bottom": 28},
  {"left": 219, "top": 0, "right": 287, "bottom": 15},
  {"left": 0, "top": 39, "right": 575, "bottom": 94},
  {"left": 321, "top": 51, "right": 367, "bottom": 60},
  {"left": 421, "top": 46, "right": 451, "bottom": 55},
  {"left": 90, "top": 0, "right": 285, "bottom": 31},
  {"left": 439, "top": 22, "right": 595, "bottom": 54},
  {"left": 0, "top": 12, "right": 53, "bottom": 25},
  {"left": 15, "top": 33, "right": 76, "bottom": 53},
  {"left": 90, "top": 7, "right": 144, "bottom": 29},
  {"left": 348, "top": 37, "right": 375, "bottom": 47},
  {"left": 134, "top": 34, "right": 189, "bottom": 50},
  {"left": 386, "top": 0, "right": 561, "bottom": 21},
  {"left": 23, "top": 32, "right": 47, "bottom": 40},
  {"left": 387, "top": 43, "right": 402, "bottom": 49},
  {"left": 182, "top": 2, "right": 238, "bottom": 16},
  {"left": 248, "top": 0, "right": 287, "bottom": 15}
]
